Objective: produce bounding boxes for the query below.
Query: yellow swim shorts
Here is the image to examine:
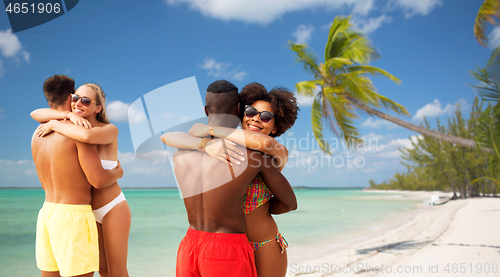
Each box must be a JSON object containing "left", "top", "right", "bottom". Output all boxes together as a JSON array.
[{"left": 36, "top": 202, "right": 98, "bottom": 277}]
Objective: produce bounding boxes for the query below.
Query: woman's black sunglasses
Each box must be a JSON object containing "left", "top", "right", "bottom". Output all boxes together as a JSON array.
[
  {"left": 71, "top": 94, "right": 96, "bottom": 107},
  {"left": 244, "top": 105, "right": 274, "bottom": 123}
]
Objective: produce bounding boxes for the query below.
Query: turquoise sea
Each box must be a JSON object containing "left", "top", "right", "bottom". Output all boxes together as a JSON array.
[{"left": 0, "top": 188, "right": 420, "bottom": 276}]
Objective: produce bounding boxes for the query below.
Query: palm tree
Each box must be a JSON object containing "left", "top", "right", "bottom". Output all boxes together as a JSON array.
[
  {"left": 470, "top": 46, "right": 500, "bottom": 192},
  {"left": 288, "top": 16, "right": 483, "bottom": 154},
  {"left": 474, "top": 0, "right": 500, "bottom": 47},
  {"left": 470, "top": 45, "right": 500, "bottom": 153}
]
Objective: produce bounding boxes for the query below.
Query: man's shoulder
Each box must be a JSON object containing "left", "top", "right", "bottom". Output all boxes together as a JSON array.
[
  {"left": 173, "top": 148, "right": 203, "bottom": 163},
  {"left": 173, "top": 148, "right": 197, "bottom": 157},
  {"left": 47, "top": 132, "right": 80, "bottom": 151},
  {"left": 32, "top": 130, "right": 74, "bottom": 144},
  {"left": 53, "top": 132, "right": 76, "bottom": 143}
]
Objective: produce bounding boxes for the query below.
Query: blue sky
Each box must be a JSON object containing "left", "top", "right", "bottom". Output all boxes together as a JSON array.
[{"left": 0, "top": 0, "right": 494, "bottom": 188}]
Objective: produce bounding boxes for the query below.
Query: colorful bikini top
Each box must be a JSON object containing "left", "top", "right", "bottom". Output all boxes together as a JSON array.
[{"left": 243, "top": 174, "right": 272, "bottom": 215}]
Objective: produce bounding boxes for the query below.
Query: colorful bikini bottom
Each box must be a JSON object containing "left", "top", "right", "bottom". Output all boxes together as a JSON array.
[{"left": 249, "top": 232, "right": 288, "bottom": 254}]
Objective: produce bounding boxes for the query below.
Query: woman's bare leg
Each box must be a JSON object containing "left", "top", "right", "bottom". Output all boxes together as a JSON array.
[
  {"left": 101, "top": 201, "right": 131, "bottom": 277},
  {"left": 254, "top": 239, "right": 288, "bottom": 277}
]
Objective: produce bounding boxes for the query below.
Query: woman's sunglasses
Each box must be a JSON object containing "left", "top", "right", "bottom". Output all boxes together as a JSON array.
[
  {"left": 71, "top": 94, "right": 97, "bottom": 107},
  {"left": 244, "top": 105, "right": 274, "bottom": 123}
]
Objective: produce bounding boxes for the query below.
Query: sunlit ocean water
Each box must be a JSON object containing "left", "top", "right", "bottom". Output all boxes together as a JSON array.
[{"left": 0, "top": 188, "right": 419, "bottom": 276}]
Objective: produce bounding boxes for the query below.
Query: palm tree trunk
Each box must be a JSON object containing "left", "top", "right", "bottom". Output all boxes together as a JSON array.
[
  {"left": 347, "top": 97, "right": 493, "bottom": 153},
  {"left": 445, "top": 171, "right": 457, "bottom": 200}
]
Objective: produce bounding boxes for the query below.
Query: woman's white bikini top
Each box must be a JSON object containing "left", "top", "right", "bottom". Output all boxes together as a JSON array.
[{"left": 101, "top": 159, "right": 118, "bottom": 170}]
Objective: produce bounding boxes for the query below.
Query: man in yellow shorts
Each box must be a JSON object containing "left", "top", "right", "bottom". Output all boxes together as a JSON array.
[{"left": 31, "top": 75, "right": 124, "bottom": 277}]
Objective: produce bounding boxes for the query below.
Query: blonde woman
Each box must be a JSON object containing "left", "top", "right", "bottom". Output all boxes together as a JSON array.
[{"left": 32, "top": 83, "right": 131, "bottom": 277}]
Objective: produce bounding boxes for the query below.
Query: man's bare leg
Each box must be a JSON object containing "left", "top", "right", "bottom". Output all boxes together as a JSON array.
[
  {"left": 42, "top": 271, "right": 94, "bottom": 277},
  {"left": 41, "top": 271, "right": 60, "bottom": 277}
]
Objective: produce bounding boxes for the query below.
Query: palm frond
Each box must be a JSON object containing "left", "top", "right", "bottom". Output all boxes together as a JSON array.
[
  {"left": 288, "top": 41, "right": 321, "bottom": 77},
  {"left": 311, "top": 96, "right": 331, "bottom": 154},
  {"left": 341, "top": 34, "right": 380, "bottom": 64},
  {"left": 474, "top": 0, "right": 500, "bottom": 47},
  {"left": 337, "top": 72, "right": 409, "bottom": 116},
  {"left": 325, "top": 16, "right": 352, "bottom": 61},
  {"left": 324, "top": 89, "right": 361, "bottom": 145},
  {"left": 469, "top": 66, "right": 500, "bottom": 101},
  {"left": 324, "top": 57, "right": 353, "bottom": 71},
  {"left": 347, "top": 65, "right": 401, "bottom": 84},
  {"left": 486, "top": 45, "right": 500, "bottom": 102},
  {"left": 476, "top": 105, "right": 500, "bottom": 157},
  {"left": 296, "top": 80, "right": 322, "bottom": 97},
  {"left": 336, "top": 72, "right": 375, "bottom": 104},
  {"left": 370, "top": 92, "right": 411, "bottom": 116}
]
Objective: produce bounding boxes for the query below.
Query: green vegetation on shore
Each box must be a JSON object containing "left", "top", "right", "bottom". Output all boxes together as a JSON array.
[
  {"left": 369, "top": 98, "right": 498, "bottom": 198},
  {"left": 370, "top": 1, "right": 500, "bottom": 198}
]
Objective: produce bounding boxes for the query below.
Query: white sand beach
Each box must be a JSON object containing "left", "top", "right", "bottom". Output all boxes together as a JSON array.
[{"left": 286, "top": 191, "right": 500, "bottom": 277}]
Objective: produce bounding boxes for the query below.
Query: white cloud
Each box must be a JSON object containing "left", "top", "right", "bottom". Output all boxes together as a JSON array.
[
  {"left": 117, "top": 152, "right": 139, "bottom": 164},
  {"left": 360, "top": 132, "right": 385, "bottom": 141},
  {"left": 163, "top": 0, "right": 377, "bottom": 24},
  {"left": 128, "top": 104, "right": 147, "bottom": 124},
  {"left": 118, "top": 151, "right": 169, "bottom": 174},
  {"left": 363, "top": 135, "right": 421, "bottom": 159},
  {"left": 352, "top": 14, "right": 393, "bottom": 34},
  {"left": 351, "top": 0, "right": 374, "bottom": 16},
  {"left": 413, "top": 99, "right": 467, "bottom": 121},
  {"left": 0, "top": 29, "right": 27, "bottom": 59},
  {"left": 389, "top": 0, "right": 443, "bottom": 18},
  {"left": 488, "top": 27, "right": 500, "bottom": 49},
  {"left": 231, "top": 70, "right": 248, "bottom": 81},
  {"left": 294, "top": 93, "right": 314, "bottom": 107},
  {"left": 135, "top": 150, "right": 170, "bottom": 163},
  {"left": 106, "top": 100, "right": 147, "bottom": 124},
  {"left": 388, "top": 135, "right": 421, "bottom": 150},
  {"left": 106, "top": 100, "right": 131, "bottom": 123},
  {"left": 199, "top": 57, "right": 248, "bottom": 81},
  {"left": 107, "top": 100, "right": 150, "bottom": 124},
  {"left": 361, "top": 117, "right": 397, "bottom": 129},
  {"left": 293, "top": 24, "right": 314, "bottom": 44},
  {"left": 0, "top": 29, "right": 30, "bottom": 77},
  {"left": 0, "top": 159, "right": 36, "bottom": 186}
]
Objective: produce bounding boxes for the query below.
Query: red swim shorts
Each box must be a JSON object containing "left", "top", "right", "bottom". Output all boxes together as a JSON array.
[{"left": 176, "top": 228, "right": 257, "bottom": 277}]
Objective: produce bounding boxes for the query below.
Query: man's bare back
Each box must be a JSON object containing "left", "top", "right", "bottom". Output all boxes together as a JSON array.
[
  {"left": 173, "top": 143, "right": 292, "bottom": 234},
  {"left": 31, "top": 130, "right": 122, "bottom": 204}
]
